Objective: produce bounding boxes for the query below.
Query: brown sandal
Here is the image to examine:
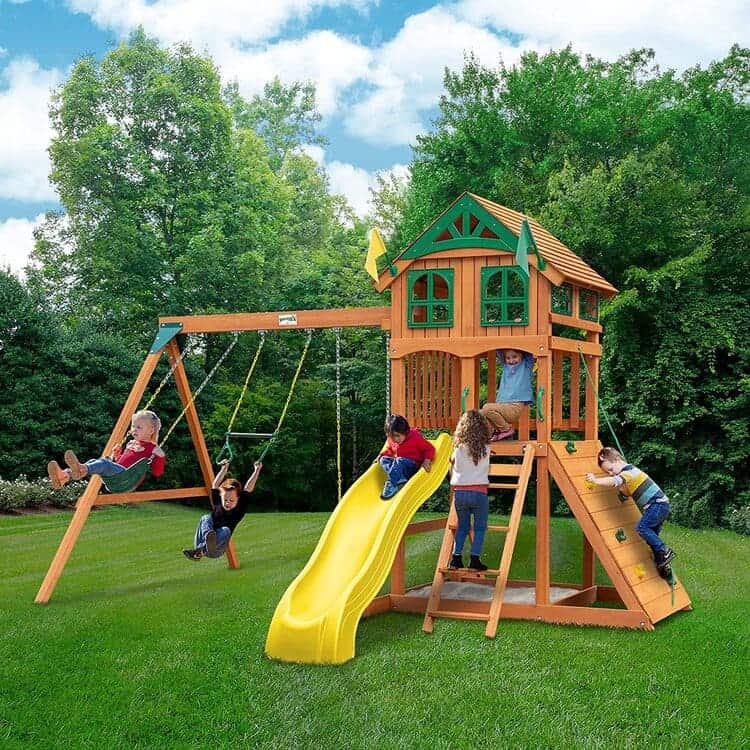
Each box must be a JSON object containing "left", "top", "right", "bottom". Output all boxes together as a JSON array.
[
  {"left": 64, "top": 450, "right": 88, "bottom": 480},
  {"left": 47, "top": 460, "right": 69, "bottom": 489}
]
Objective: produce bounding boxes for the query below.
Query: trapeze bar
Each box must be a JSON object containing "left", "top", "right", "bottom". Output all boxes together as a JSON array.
[{"left": 226, "top": 432, "right": 276, "bottom": 439}]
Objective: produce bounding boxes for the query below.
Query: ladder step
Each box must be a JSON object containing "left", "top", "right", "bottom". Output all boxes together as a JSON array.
[
  {"left": 489, "top": 483, "right": 518, "bottom": 490},
  {"left": 489, "top": 464, "right": 524, "bottom": 476},
  {"left": 487, "top": 525, "right": 509, "bottom": 532},
  {"left": 428, "top": 609, "right": 490, "bottom": 621}
]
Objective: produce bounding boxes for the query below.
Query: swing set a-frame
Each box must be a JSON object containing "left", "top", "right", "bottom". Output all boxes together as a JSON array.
[{"left": 35, "top": 306, "right": 389, "bottom": 605}]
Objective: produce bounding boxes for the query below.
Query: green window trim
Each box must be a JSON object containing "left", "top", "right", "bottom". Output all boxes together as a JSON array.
[
  {"left": 480, "top": 266, "right": 529, "bottom": 327},
  {"left": 579, "top": 288, "right": 600, "bottom": 322},
  {"left": 551, "top": 283, "right": 573, "bottom": 316},
  {"left": 407, "top": 269, "right": 454, "bottom": 328}
]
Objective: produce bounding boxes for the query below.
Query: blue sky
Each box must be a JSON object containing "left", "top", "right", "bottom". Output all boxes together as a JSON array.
[{"left": 0, "top": 0, "right": 747, "bottom": 274}]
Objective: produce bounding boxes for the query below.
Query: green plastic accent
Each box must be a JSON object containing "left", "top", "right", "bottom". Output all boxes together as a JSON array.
[
  {"left": 389, "top": 264, "right": 398, "bottom": 277},
  {"left": 407, "top": 269, "right": 454, "bottom": 328},
  {"left": 461, "top": 386, "right": 470, "bottom": 412},
  {"left": 579, "top": 289, "right": 600, "bottom": 322},
  {"left": 552, "top": 283, "right": 573, "bottom": 315},
  {"left": 565, "top": 440, "right": 577, "bottom": 454},
  {"left": 149, "top": 322, "right": 182, "bottom": 354},
  {"left": 615, "top": 528, "right": 627, "bottom": 542},
  {"left": 617, "top": 491, "right": 629, "bottom": 503},
  {"left": 401, "top": 194, "right": 518, "bottom": 260},
  {"left": 480, "top": 266, "right": 529, "bottom": 326},
  {"left": 536, "top": 387, "right": 545, "bottom": 422},
  {"left": 214, "top": 437, "right": 235, "bottom": 466},
  {"left": 102, "top": 458, "right": 152, "bottom": 493}
]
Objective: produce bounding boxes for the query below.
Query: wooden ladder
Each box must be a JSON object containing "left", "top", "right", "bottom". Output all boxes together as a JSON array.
[{"left": 422, "top": 443, "right": 535, "bottom": 638}]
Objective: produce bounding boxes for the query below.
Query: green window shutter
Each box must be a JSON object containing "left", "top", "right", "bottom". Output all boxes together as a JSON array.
[
  {"left": 407, "top": 269, "right": 454, "bottom": 328},
  {"left": 579, "top": 288, "right": 600, "bottom": 321},
  {"left": 551, "top": 283, "right": 573, "bottom": 315},
  {"left": 481, "top": 266, "right": 529, "bottom": 326}
]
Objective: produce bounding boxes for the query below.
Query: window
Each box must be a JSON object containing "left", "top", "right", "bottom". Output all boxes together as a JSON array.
[
  {"left": 481, "top": 266, "right": 529, "bottom": 326},
  {"left": 407, "top": 269, "right": 454, "bottom": 328},
  {"left": 579, "top": 288, "right": 599, "bottom": 321},
  {"left": 552, "top": 283, "right": 573, "bottom": 315}
]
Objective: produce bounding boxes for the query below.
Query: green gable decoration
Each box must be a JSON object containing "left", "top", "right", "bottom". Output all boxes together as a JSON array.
[
  {"left": 516, "top": 218, "right": 546, "bottom": 274},
  {"left": 401, "top": 194, "right": 518, "bottom": 259}
]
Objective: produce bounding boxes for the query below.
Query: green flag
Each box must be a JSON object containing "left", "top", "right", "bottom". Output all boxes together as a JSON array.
[{"left": 515, "top": 218, "right": 535, "bottom": 277}]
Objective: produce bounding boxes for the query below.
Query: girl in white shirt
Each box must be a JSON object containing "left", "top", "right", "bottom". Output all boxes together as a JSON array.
[{"left": 449, "top": 410, "right": 492, "bottom": 571}]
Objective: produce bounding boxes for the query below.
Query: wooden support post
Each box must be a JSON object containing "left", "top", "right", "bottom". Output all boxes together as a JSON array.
[
  {"left": 584, "top": 332, "right": 600, "bottom": 441},
  {"left": 391, "top": 356, "right": 406, "bottom": 417},
  {"left": 582, "top": 536, "right": 596, "bottom": 588},
  {"left": 460, "top": 357, "right": 477, "bottom": 410},
  {"left": 535, "top": 349, "right": 551, "bottom": 606},
  {"left": 390, "top": 538, "right": 406, "bottom": 596},
  {"left": 35, "top": 351, "right": 162, "bottom": 604},
  {"left": 167, "top": 340, "right": 241, "bottom": 569}
]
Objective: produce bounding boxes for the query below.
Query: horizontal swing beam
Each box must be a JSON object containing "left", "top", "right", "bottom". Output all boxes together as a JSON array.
[
  {"left": 86, "top": 487, "right": 210, "bottom": 506},
  {"left": 226, "top": 432, "right": 275, "bottom": 439},
  {"left": 158, "top": 307, "right": 391, "bottom": 334}
]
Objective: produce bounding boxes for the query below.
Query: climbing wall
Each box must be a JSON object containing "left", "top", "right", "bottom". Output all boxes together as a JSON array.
[{"left": 548, "top": 441, "right": 691, "bottom": 626}]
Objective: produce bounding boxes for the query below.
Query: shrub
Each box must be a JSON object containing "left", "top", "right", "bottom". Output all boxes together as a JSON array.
[
  {"left": 725, "top": 505, "right": 750, "bottom": 536},
  {"left": 0, "top": 475, "right": 84, "bottom": 512}
]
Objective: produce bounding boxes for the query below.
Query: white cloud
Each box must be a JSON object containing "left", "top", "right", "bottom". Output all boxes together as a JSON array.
[
  {"left": 326, "top": 157, "right": 409, "bottom": 217},
  {"left": 0, "top": 58, "right": 62, "bottom": 202},
  {"left": 65, "top": 0, "right": 372, "bottom": 48},
  {"left": 453, "top": 0, "right": 750, "bottom": 70},
  {"left": 344, "top": 7, "right": 531, "bottom": 146},
  {"left": 215, "top": 31, "right": 372, "bottom": 117},
  {"left": 0, "top": 215, "right": 42, "bottom": 277}
]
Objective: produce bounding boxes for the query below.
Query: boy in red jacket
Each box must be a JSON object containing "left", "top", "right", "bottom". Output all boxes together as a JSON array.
[{"left": 377, "top": 414, "right": 434, "bottom": 500}]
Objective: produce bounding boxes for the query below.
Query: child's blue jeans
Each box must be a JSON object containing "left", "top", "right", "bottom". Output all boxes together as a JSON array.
[
  {"left": 378, "top": 456, "right": 418, "bottom": 486},
  {"left": 636, "top": 501, "right": 671, "bottom": 554},
  {"left": 194, "top": 514, "right": 231, "bottom": 558},
  {"left": 84, "top": 458, "right": 126, "bottom": 477},
  {"left": 453, "top": 490, "right": 489, "bottom": 557}
]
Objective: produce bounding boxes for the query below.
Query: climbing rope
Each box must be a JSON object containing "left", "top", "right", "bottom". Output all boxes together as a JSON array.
[
  {"left": 577, "top": 347, "right": 627, "bottom": 458},
  {"left": 335, "top": 327, "right": 342, "bottom": 503},
  {"left": 256, "top": 329, "right": 313, "bottom": 462}
]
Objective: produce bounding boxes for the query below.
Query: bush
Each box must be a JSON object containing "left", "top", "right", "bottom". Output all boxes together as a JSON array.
[
  {"left": 725, "top": 505, "right": 750, "bottom": 536},
  {"left": 0, "top": 475, "right": 85, "bottom": 512}
]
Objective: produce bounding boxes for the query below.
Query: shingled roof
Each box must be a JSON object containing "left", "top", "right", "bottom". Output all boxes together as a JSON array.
[{"left": 378, "top": 192, "right": 617, "bottom": 298}]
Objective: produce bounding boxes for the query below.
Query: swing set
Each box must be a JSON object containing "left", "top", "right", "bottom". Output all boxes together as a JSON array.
[{"left": 35, "top": 306, "right": 389, "bottom": 604}]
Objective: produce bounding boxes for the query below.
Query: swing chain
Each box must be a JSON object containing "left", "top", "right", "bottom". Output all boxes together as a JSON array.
[
  {"left": 162, "top": 331, "right": 240, "bottom": 446},
  {"left": 335, "top": 327, "right": 342, "bottom": 503},
  {"left": 143, "top": 340, "right": 190, "bottom": 413},
  {"left": 385, "top": 330, "right": 391, "bottom": 419}
]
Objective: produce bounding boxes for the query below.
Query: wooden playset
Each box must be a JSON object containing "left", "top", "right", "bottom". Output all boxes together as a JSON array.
[{"left": 36, "top": 191, "right": 691, "bottom": 636}]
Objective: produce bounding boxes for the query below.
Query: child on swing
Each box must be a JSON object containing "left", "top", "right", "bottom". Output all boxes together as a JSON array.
[
  {"left": 481, "top": 348, "right": 535, "bottom": 441},
  {"left": 47, "top": 409, "right": 166, "bottom": 489},
  {"left": 183, "top": 458, "right": 262, "bottom": 561}
]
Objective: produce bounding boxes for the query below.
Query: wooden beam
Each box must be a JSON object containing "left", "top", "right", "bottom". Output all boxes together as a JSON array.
[
  {"left": 550, "top": 337, "right": 602, "bottom": 356},
  {"left": 90, "top": 487, "right": 210, "bottom": 505},
  {"left": 159, "top": 307, "right": 391, "bottom": 334},
  {"left": 390, "top": 335, "right": 549, "bottom": 360},
  {"left": 35, "top": 351, "right": 162, "bottom": 604},
  {"left": 549, "top": 312, "right": 603, "bottom": 333}
]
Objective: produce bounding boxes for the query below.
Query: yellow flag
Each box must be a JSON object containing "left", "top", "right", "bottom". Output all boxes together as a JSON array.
[{"left": 365, "top": 227, "right": 387, "bottom": 281}]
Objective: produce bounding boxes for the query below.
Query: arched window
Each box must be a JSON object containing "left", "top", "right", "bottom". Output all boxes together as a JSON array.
[
  {"left": 407, "top": 269, "right": 454, "bottom": 328},
  {"left": 480, "top": 266, "right": 529, "bottom": 326}
]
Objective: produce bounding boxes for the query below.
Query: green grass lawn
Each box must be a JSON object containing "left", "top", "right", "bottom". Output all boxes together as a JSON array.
[{"left": 1, "top": 504, "right": 748, "bottom": 749}]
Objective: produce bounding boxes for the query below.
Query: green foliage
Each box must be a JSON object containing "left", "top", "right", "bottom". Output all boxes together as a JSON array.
[
  {"left": 394, "top": 44, "right": 750, "bottom": 528},
  {"left": 0, "top": 475, "right": 84, "bottom": 511}
]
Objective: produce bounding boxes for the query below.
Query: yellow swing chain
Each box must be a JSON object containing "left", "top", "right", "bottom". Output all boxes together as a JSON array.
[
  {"left": 225, "top": 330, "right": 266, "bottom": 436},
  {"left": 257, "top": 329, "right": 313, "bottom": 462},
  {"left": 161, "top": 332, "right": 240, "bottom": 446}
]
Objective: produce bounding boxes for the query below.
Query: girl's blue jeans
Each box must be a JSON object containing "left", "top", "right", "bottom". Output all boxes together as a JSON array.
[
  {"left": 84, "top": 458, "right": 126, "bottom": 477},
  {"left": 636, "top": 501, "right": 671, "bottom": 554},
  {"left": 194, "top": 514, "right": 232, "bottom": 558},
  {"left": 453, "top": 490, "right": 489, "bottom": 557},
  {"left": 378, "top": 456, "right": 418, "bottom": 486}
]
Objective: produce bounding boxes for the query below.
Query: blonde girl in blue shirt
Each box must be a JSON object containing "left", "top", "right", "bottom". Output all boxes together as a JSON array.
[{"left": 481, "top": 349, "right": 534, "bottom": 441}]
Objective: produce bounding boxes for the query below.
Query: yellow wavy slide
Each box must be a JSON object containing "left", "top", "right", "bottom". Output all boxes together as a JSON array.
[{"left": 265, "top": 433, "right": 452, "bottom": 665}]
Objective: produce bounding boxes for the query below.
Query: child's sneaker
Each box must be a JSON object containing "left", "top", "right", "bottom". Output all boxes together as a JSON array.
[
  {"left": 64, "top": 450, "right": 87, "bottom": 480},
  {"left": 490, "top": 428, "right": 515, "bottom": 441},
  {"left": 183, "top": 548, "right": 203, "bottom": 561},
  {"left": 380, "top": 481, "right": 398, "bottom": 500},
  {"left": 469, "top": 555, "right": 488, "bottom": 571},
  {"left": 660, "top": 548, "right": 676, "bottom": 566},
  {"left": 205, "top": 530, "right": 218, "bottom": 556},
  {"left": 449, "top": 554, "right": 464, "bottom": 569},
  {"left": 47, "top": 460, "right": 69, "bottom": 490}
]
